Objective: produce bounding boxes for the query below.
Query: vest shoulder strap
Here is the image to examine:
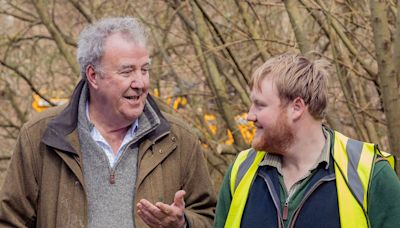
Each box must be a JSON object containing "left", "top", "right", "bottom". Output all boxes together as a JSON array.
[
  {"left": 332, "top": 130, "right": 397, "bottom": 228},
  {"left": 376, "top": 147, "right": 396, "bottom": 170},
  {"left": 225, "top": 149, "right": 265, "bottom": 228}
]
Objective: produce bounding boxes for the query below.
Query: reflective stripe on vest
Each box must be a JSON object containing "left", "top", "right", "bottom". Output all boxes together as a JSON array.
[
  {"left": 333, "top": 131, "right": 373, "bottom": 228},
  {"left": 226, "top": 131, "right": 395, "bottom": 228},
  {"left": 225, "top": 149, "right": 265, "bottom": 228}
]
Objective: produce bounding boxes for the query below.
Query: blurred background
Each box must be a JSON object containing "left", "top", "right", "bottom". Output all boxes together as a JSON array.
[{"left": 1, "top": 0, "right": 400, "bottom": 191}]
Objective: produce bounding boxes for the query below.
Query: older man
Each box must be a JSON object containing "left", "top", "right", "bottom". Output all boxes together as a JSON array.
[
  {"left": 0, "top": 17, "right": 215, "bottom": 228},
  {"left": 214, "top": 53, "right": 400, "bottom": 228}
]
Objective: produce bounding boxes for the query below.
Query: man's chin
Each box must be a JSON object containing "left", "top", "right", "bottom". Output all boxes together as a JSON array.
[
  {"left": 122, "top": 110, "right": 143, "bottom": 122},
  {"left": 251, "top": 140, "right": 266, "bottom": 152},
  {"left": 252, "top": 141, "right": 283, "bottom": 155}
]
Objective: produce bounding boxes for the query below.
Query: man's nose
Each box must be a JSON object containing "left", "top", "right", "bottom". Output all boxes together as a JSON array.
[
  {"left": 130, "top": 72, "right": 145, "bottom": 88},
  {"left": 247, "top": 112, "right": 256, "bottom": 122}
]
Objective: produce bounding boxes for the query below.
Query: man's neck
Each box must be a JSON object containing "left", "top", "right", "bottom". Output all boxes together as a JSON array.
[
  {"left": 88, "top": 102, "right": 132, "bottom": 154},
  {"left": 281, "top": 122, "right": 326, "bottom": 190}
]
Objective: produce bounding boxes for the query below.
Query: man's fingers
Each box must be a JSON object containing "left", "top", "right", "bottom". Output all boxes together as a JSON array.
[
  {"left": 137, "top": 199, "right": 164, "bottom": 219},
  {"left": 173, "top": 190, "right": 186, "bottom": 208},
  {"left": 138, "top": 194, "right": 186, "bottom": 228},
  {"left": 137, "top": 207, "right": 160, "bottom": 227},
  {"left": 155, "top": 202, "right": 173, "bottom": 215},
  {"left": 137, "top": 204, "right": 160, "bottom": 227}
]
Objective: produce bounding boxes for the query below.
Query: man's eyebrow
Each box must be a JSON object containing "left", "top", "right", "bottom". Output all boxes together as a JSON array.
[
  {"left": 118, "top": 62, "right": 151, "bottom": 71},
  {"left": 249, "top": 94, "right": 257, "bottom": 101},
  {"left": 119, "top": 64, "right": 134, "bottom": 70},
  {"left": 252, "top": 97, "right": 266, "bottom": 105}
]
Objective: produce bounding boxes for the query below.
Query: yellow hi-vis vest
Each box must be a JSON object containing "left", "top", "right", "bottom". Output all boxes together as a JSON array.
[{"left": 225, "top": 130, "right": 396, "bottom": 228}]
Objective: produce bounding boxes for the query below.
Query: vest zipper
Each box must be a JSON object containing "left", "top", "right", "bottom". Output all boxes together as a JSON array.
[
  {"left": 283, "top": 202, "right": 289, "bottom": 220},
  {"left": 259, "top": 172, "right": 284, "bottom": 228},
  {"left": 283, "top": 186, "right": 295, "bottom": 221},
  {"left": 289, "top": 175, "right": 335, "bottom": 228}
]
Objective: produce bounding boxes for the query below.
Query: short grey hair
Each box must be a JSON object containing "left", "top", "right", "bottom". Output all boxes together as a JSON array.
[{"left": 77, "top": 17, "right": 148, "bottom": 78}]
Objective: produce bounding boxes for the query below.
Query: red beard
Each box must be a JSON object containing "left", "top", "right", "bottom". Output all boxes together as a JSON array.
[{"left": 252, "top": 109, "right": 294, "bottom": 154}]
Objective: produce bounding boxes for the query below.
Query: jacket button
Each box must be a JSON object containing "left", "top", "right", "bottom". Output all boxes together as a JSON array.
[
  {"left": 75, "top": 181, "right": 79, "bottom": 186},
  {"left": 159, "top": 149, "right": 163, "bottom": 154},
  {"left": 171, "top": 137, "right": 176, "bottom": 142}
]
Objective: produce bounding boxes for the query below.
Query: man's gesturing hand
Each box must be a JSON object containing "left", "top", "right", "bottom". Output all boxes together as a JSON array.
[{"left": 137, "top": 190, "right": 186, "bottom": 228}]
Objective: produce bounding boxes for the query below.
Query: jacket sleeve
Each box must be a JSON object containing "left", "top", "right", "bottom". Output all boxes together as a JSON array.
[
  {"left": 0, "top": 125, "right": 39, "bottom": 227},
  {"left": 368, "top": 160, "right": 400, "bottom": 228},
  {"left": 181, "top": 138, "right": 216, "bottom": 228},
  {"left": 213, "top": 165, "right": 232, "bottom": 228}
]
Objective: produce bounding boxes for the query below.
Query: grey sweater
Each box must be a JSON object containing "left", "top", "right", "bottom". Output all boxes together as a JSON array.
[{"left": 77, "top": 85, "right": 160, "bottom": 228}]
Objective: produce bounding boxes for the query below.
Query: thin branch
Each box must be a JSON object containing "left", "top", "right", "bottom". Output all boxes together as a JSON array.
[
  {"left": 4, "top": 0, "right": 38, "bottom": 20},
  {"left": 30, "top": 0, "right": 79, "bottom": 76},
  {"left": 0, "top": 10, "right": 37, "bottom": 23},
  {"left": 5, "top": 35, "right": 54, "bottom": 45},
  {"left": 193, "top": 0, "right": 249, "bottom": 84},
  {"left": 0, "top": 59, "right": 55, "bottom": 106},
  {"left": 300, "top": 0, "right": 378, "bottom": 79},
  {"left": 67, "top": 0, "right": 94, "bottom": 23}
]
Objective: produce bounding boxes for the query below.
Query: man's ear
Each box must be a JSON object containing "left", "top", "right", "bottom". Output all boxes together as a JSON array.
[
  {"left": 290, "top": 97, "right": 306, "bottom": 121},
  {"left": 86, "top": 65, "right": 99, "bottom": 89}
]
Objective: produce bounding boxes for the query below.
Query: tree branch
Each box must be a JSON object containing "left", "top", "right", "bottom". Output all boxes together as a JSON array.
[{"left": 0, "top": 59, "right": 55, "bottom": 106}]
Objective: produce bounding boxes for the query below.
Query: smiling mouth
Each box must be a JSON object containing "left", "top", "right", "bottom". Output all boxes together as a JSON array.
[
  {"left": 254, "top": 124, "right": 262, "bottom": 129},
  {"left": 124, "top": 95, "right": 140, "bottom": 101}
]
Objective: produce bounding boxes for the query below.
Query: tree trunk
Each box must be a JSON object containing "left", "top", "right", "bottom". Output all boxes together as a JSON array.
[
  {"left": 31, "top": 0, "right": 79, "bottom": 77},
  {"left": 370, "top": 0, "right": 400, "bottom": 172},
  {"left": 189, "top": 0, "right": 248, "bottom": 151}
]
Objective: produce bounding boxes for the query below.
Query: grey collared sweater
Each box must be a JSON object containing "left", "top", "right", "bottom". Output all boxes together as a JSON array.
[{"left": 77, "top": 86, "right": 160, "bottom": 228}]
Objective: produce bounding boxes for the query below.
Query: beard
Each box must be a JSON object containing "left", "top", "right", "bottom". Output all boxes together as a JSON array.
[{"left": 251, "top": 110, "right": 294, "bottom": 155}]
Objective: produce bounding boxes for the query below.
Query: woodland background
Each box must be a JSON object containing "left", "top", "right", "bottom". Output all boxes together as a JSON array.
[{"left": 1, "top": 0, "right": 400, "bottom": 191}]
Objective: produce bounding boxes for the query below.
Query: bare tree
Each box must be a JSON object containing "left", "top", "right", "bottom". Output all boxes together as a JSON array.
[{"left": 1, "top": 0, "right": 400, "bottom": 188}]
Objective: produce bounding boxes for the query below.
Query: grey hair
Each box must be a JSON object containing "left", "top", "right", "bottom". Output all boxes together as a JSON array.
[{"left": 77, "top": 17, "right": 148, "bottom": 78}]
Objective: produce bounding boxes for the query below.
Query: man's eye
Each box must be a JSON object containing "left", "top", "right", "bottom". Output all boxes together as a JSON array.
[
  {"left": 141, "top": 68, "right": 149, "bottom": 74},
  {"left": 254, "top": 103, "right": 265, "bottom": 109},
  {"left": 120, "top": 71, "right": 132, "bottom": 77}
]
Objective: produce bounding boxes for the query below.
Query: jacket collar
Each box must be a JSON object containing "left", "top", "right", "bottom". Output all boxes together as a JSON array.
[{"left": 42, "top": 79, "right": 170, "bottom": 155}]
